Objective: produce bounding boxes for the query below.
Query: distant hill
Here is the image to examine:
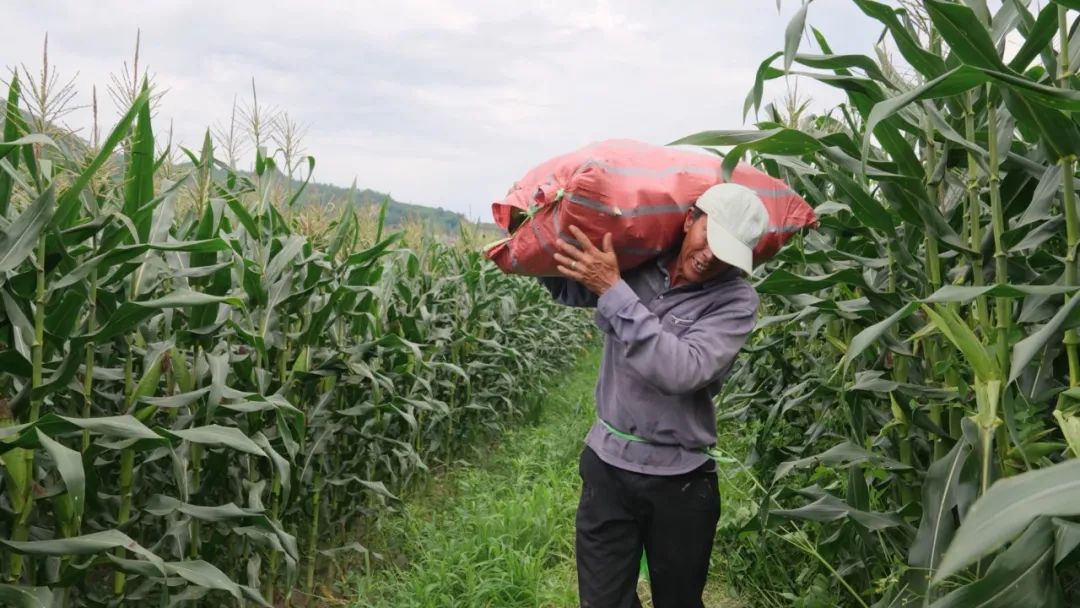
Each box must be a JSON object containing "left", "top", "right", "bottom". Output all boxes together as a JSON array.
[{"left": 281, "top": 174, "right": 497, "bottom": 234}]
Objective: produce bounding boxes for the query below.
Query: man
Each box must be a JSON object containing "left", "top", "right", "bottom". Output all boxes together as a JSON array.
[{"left": 539, "top": 183, "right": 768, "bottom": 608}]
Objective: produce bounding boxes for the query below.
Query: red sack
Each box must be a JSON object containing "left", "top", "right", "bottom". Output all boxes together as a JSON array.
[{"left": 483, "top": 139, "right": 816, "bottom": 277}]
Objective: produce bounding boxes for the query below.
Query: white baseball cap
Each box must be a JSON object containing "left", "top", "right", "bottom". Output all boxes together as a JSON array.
[{"left": 694, "top": 183, "right": 769, "bottom": 276}]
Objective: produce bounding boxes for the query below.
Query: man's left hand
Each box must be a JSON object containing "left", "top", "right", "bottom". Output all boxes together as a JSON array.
[{"left": 554, "top": 226, "right": 621, "bottom": 295}]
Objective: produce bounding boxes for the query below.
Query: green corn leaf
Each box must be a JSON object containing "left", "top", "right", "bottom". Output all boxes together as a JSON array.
[
  {"left": 324, "top": 475, "right": 398, "bottom": 502},
  {"left": 301, "top": 288, "right": 344, "bottom": 346},
  {"left": 756, "top": 268, "right": 867, "bottom": 295},
  {"left": 0, "top": 585, "right": 53, "bottom": 608},
  {"left": 0, "top": 351, "right": 31, "bottom": 377},
  {"left": 792, "top": 53, "right": 895, "bottom": 87},
  {"left": 1018, "top": 163, "right": 1065, "bottom": 226},
  {"left": 265, "top": 235, "right": 306, "bottom": 284},
  {"left": 921, "top": 305, "right": 1001, "bottom": 382},
  {"left": 0, "top": 134, "right": 62, "bottom": 155},
  {"left": 990, "top": 0, "right": 1020, "bottom": 45},
  {"left": 931, "top": 518, "right": 1061, "bottom": 606},
  {"left": 720, "top": 144, "right": 744, "bottom": 182},
  {"left": 44, "top": 290, "right": 86, "bottom": 339},
  {"left": 217, "top": 396, "right": 301, "bottom": 416},
  {"left": 774, "top": 441, "right": 910, "bottom": 481},
  {"left": 853, "top": 0, "right": 947, "bottom": 78},
  {"left": 375, "top": 194, "right": 391, "bottom": 242},
  {"left": 2, "top": 289, "right": 34, "bottom": 363},
  {"left": 783, "top": 1, "right": 811, "bottom": 71},
  {"left": 123, "top": 80, "right": 155, "bottom": 241},
  {"left": 327, "top": 178, "right": 359, "bottom": 260},
  {"left": 863, "top": 66, "right": 987, "bottom": 166},
  {"left": 909, "top": 428, "right": 976, "bottom": 581},
  {"left": 345, "top": 232, "right": 402, "bottom": 268},
  {"left": 50, "top": 239, "right": 229, "bottom": 292},
  {"left": 1053, "top": 518, "right": 1080, "bottom": 565},
  {"left": 1009, "top": 2, "right": 1061, "bottom": 72},
  {"left": 93, "top": 289, "right": 243, "bottom": 342},
  {"left": 743, "top": 51, "right": 783, "bottom": 120},
  {"left": 35, "top": 429, "right": 85, "bottom": 522},
  {"left": 771, "top": 493, "right": 904, "bottom": 531},
  {"left": 0, "top": 74, "right": 23, "bottom": 216},
  {"left": 165, "top": 425, "right": 266, "bottom": 456},
  {"left": 913, "top": 97, "right": 986, "bottom": 158},
  {"left": 810, "top": 26, "right": 834, "bottom": 55},
  {"left": 147, "top": 238, "right": 232, "bottom": 253},
  {"left": 137, "top": 387, "right": 210, "bottom": 410},
  {"left": 253, "top": 432, "right": 292, "bottom": 508},
  {"left": 55, "top": 87, "right": 149, "bottom": 228},
  {"left": 825, "top": 165, "right": 896, "bottom": 235},
  {"left": 925, "top": 0, "right": 1009, "bottom": 71},
  {"left": 224, "top": 193, "right": 259, "bottom": 238},
  {"left": 318, "top": 543, "right": 370, "bottom": 558},
  {"left": 924, "top": 284, "right": 1080, "bottom": 302},
  {"left": 285, "top": 156, "right": 315, "bottom": 208},
  {"left": 143, "top": 494, "right": 260, "bottom": 522},
  {"left": 934, "top": 460, "right": 1080, "bottom": 583},
  {"left": 56, "top": 213, "right": 112, "bottom": 248},
  {"left": 779, "top": 71, "right": 886, "bottom": 110},
  {"left": 0, "top": 413, "right": 162, "bottom": 444},
  {"left": 145, "top": 180, "right": 179, "bottom": 245},
  {"left": 0, "top": 400, "right": 29, "bottom": 511},
  {"left": 670, "top": 128, "right": 824, "bottom": 156},
  {"left": 1009, "top": 294, "right": 1080, "bottom": 384},
  {"left": 1001, "top": 89, "right": 1080, "bottom": 162},
  {"left": 1052, "top": 410, "right": 1080, "bottom": 458},
  {"left": 240, "top": 585, "right": 274, "bottom": 608},
  {"left": 0, "top": 530, "right": 164, "bottom": 568},
  {"left": 163, "top": 560, "right": 245, "bottom": 600},
  {"left": 0, "top": 184, "right": 55, "bottom": 274},
  {"left": 987, "top": 67, "right": 1080, "bottom": 111},
  {"left": 133, "top": 343, "right": 168, "bottom": 404},
  {"left": 850, "top": 370, "right": 899, "bottom": 393},
  {"left": 843, "top": 302, "right": 919, "bottom": 368}
]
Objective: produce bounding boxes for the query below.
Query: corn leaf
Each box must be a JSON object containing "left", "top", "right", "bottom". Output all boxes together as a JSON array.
[
  {"left": 931, "top": 518, "right": 1061, "bottom": 606},
  {"left": 783, "top": 1, "right": 811, "bottom": 71},
  {"left": 0, "top": 585, "right": 53, "bottom": 608},
  {"left": 934, "top": 461, "right": 1080, "bottom": 583},
  {"left": 922, "top": 305, "right": 1001, "bottom": 382},
  {"left": 0, "top": 184, "right": 54, "bottom": 274}
]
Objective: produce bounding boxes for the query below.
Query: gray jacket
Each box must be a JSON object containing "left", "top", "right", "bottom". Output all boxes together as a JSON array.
[{"left": 539, "top": 254, "right": 759, "bottom": 475}]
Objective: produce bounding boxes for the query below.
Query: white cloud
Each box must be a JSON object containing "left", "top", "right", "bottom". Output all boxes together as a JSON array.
[{"left": 3, "top": 0, "right": 883, "bottom": 220}]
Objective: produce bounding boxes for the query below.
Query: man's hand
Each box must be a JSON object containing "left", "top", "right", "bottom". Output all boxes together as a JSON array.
[{"left": 554, "top": 225, "right": 621, "bottom": 295}]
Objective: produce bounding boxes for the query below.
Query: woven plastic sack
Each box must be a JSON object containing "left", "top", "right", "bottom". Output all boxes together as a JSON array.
[{"left": 483, "top": 139, "right": 816, "bottom": 276}]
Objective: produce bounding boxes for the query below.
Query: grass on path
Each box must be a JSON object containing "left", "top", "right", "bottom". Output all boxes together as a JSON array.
[{"left": 345, "top": 346, "right": 743, "bottom": 608}]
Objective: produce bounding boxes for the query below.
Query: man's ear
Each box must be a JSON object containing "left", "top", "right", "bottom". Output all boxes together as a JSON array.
[{"left": 683, "top": 210, "right": 694, "bottom": 233}]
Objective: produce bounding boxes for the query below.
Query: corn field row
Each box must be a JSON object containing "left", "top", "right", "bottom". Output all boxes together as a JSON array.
[
  {"left": 690, "top": 1, "right": 1080, "bottom": 606},
  {"left": 0, "top": 73, "right": 593, "bottom": 606}
]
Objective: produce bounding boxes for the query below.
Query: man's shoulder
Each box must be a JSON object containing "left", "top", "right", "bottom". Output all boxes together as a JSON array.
[{"left": 708, "top": 273, "right": 759, "bottom": 313}]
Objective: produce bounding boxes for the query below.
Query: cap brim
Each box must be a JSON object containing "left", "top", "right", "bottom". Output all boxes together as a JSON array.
[{"left": 705, "top": 217, "right": 754, "bottom": 276}]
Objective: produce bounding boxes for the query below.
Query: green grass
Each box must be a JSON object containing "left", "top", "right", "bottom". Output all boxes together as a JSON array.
[{"left": 344, "top": 346, "right": 745, "bottom": 608}]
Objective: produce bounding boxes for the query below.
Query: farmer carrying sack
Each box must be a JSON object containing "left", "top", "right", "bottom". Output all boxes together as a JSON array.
[{"left": 483, "top": 139, "right": 817, "bottom": 276}]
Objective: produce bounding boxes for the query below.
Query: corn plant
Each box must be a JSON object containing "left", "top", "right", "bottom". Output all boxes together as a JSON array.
[
  {"left": 681, "top": 1, "right": 1080, "bottom": 606},
  {"left": 0, "top": 65, "right": 593, "bottom": 606}
]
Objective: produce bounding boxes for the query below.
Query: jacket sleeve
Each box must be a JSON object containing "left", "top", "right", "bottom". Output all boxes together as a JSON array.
[
  {"left": 595, "top": 279, "right": 757, "bottom": 395},
  {"left": 536, "top": 277, "right": 600, "bottom": 308}
]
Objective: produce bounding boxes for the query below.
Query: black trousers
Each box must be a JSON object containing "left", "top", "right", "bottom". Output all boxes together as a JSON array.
[{"left": 576, "top": 445, "right": 721, "bottom": 608}]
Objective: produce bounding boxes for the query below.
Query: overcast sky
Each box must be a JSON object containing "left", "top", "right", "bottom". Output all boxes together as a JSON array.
[{"left": 5, "top": 1, "right": 884, "bottom": 220}]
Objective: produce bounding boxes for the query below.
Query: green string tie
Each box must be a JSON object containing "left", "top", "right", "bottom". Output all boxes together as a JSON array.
[{"left": 598, "top": 418, "right": 737, "bottom": 465}]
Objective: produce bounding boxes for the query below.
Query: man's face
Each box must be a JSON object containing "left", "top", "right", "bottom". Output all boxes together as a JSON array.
[{"left": 675, "top": 210, "right": 730, "bottom": 284}]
